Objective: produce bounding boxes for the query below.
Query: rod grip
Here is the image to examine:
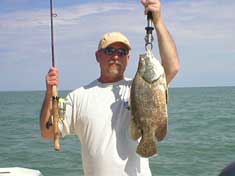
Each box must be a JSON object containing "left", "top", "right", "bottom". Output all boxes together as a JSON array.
[{"left": 52, "top": 85, "right": 60, "bottom": 151}]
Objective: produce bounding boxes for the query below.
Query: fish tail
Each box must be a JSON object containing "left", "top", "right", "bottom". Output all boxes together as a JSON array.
[{"left": 136, "top": 136, "right": 157, "bottom": 158}]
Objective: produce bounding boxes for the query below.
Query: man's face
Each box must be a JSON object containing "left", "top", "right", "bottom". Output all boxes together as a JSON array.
[{"left": 96, "top": 42, "right": 130, "bottom": 82}]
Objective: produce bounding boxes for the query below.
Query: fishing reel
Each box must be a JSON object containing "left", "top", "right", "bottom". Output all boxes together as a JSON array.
[
  {"left": 46, "top": 97, "right": 66, "bottom": 129},
  {"left": 145, "top": 12, "right": 154, "bottom": 50}
]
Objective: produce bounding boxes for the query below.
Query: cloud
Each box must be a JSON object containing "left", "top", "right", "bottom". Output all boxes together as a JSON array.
[
  {"left": 0, "top": 2, "right": 137, "bottom": 27},
  {"left": 164, "top": 0, "right": 235, "bottom": 43},
  {"left": 0, "top": 0, "right": 234, "bottom": 90},
  {"left": 0, "top": 2, "right": 143, "bottom": 90}
]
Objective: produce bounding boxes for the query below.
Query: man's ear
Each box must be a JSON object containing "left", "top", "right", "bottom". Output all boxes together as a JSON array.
[
  {"left": 127, "top": 54, "right": 130, "bottom": 63},
  {"left": 95, "top": 50, "right": 100, "bottom": 63}
]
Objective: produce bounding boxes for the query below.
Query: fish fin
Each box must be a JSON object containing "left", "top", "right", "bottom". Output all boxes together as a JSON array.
[
  {"left": 129, "top": 119, "right": 141, "bottom": 140},
  {"left": 136, "top": 136, "right": 157, "bottom": 158},
  {"left": 155, "top": 127, "right": 167, "bottom": 141}
]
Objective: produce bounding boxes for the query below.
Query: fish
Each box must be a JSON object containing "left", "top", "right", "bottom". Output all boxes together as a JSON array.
[{"left": 129, "top": 49, "right": 168, "bottom": 158}]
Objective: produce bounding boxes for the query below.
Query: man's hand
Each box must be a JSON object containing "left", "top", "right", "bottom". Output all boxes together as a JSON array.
[
  {"left": 40, "top": 67, "right": 59, "bottom": 140},
  {"left": 141, "top": 0, "right": 161, "bottom": 24},
  {"left": 46, "top": 67, "right": 59, "bottom": 94}
]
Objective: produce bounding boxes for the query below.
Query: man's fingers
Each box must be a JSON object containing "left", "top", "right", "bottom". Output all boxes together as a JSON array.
[
  {"left": 46, "top": 79, "right": 59, "bottom": 86},
  {"left": 48, "top": 71, "right": 59, "bottom": 77},
  {"left": 48, "top": 67, "right": 59, "bottom": 77},
  {"left": 142, "top": 0, "right": 161, "bottom": 16},
  {"left": 47, "top": 75, "right": 58, "bottom": 81},
  {"left": 48, "top": 67, "right": 59, "bottom": 74},
  {"left": 140, "top": 0, "right": 146, "bottom": 6},
  {"left": 47, "top": 74, "right": 58, "bottom": 81},
  {"left": 48, "top": 80, "right": 59, "bottom": 86},
  {"left": 146, "top": 0, "right": 160, "bottom": 4},
  {"left": 145, "top": 6, "right": 158, "bottom": 13},
  {"left": 46, "top": 67, "right": 59, "bottom": 87},
  {"left": 142, "top": 0, "right": 159, "bottom": 6}
]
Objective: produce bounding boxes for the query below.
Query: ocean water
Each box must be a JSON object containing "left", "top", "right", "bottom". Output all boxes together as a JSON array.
[{"left": 0, "top": 87, "right": 234, "bottom": 176}]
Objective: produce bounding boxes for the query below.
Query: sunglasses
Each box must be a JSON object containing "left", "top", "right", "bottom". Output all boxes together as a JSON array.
[{"left": 102, "top": 47, "right": 129, "bottom": 56}]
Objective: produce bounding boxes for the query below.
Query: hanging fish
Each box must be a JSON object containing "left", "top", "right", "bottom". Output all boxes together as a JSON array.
[{"left": 129, "top": 49, "right": 168, "bottom": 158}]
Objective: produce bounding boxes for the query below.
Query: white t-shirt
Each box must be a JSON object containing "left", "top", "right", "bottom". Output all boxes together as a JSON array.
[{"left": 59, "top": 78, "right": 152, "bottom": 176}]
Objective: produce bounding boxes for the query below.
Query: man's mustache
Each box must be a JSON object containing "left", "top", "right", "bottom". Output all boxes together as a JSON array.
[{"left": 109, "top": 60, "right": 123, "bottom": 67}]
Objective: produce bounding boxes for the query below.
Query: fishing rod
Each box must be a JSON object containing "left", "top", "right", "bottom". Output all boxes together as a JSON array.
[{"left": 49, "top": 0, "right": 60, "bottom": 151}]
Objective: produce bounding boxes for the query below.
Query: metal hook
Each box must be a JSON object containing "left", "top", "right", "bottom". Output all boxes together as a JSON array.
[{"left": 145, "top": 43, "right": 153, "bottom": 51}]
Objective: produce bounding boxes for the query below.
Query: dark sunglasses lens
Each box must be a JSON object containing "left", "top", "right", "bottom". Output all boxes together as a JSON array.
[
  {"left": 117, "top": 48, "right": 128, "bottom": 56},
  {"left": 103, "top": 47, "right": 128, "bottom": 56},
  {"left": 103, "top": 47, "right": 115, "bottom": 55}
]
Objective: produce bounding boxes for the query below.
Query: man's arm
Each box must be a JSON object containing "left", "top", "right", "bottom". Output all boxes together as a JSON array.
[
  {"left": 141, "top": 0, "right": 180, "bottom": 84},
  {"left": 40, "top": 91, "right": 53, "bottom": 140},
  {"left": 40, "top": 67, "right": 59, "bottom": 140},
  {"left": 154, "top": 19, "right": 179, "bottom": 84}
]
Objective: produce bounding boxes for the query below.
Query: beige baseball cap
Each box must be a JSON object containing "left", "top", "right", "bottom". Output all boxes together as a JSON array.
[{"left": 98, "top": 32, "right": 131, "bottom": 50}]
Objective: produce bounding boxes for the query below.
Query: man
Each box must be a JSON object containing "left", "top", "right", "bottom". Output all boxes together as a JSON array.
[{"left": 40, "top": 0, "right": 179, "bottom": 175}]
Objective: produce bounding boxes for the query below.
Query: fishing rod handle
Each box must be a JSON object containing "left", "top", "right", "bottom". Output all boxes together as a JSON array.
[
  {"left": 52, "top": 85, "right": 60, "bottom": 151},
  {"left": 147, "top": 11, "right": 153, "bottom": 20}
]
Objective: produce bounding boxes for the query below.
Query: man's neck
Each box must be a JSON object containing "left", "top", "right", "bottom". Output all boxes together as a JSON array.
[{"left": 98, "top": 76, "right": 124, "bottom": 83}]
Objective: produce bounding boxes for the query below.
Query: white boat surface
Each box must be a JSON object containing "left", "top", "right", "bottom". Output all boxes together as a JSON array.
[{"left": 0, "top": 167, "right": 43, "bottom": 176}]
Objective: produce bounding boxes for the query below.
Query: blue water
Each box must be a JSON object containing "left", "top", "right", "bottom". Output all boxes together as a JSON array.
[{"left": 0, "top": 87, "right": 234, "bottom": 176}]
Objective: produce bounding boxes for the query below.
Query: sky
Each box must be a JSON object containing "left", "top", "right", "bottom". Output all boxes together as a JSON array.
[{"left": 0, "top": 0, "right": 234, "bottom": 91}]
